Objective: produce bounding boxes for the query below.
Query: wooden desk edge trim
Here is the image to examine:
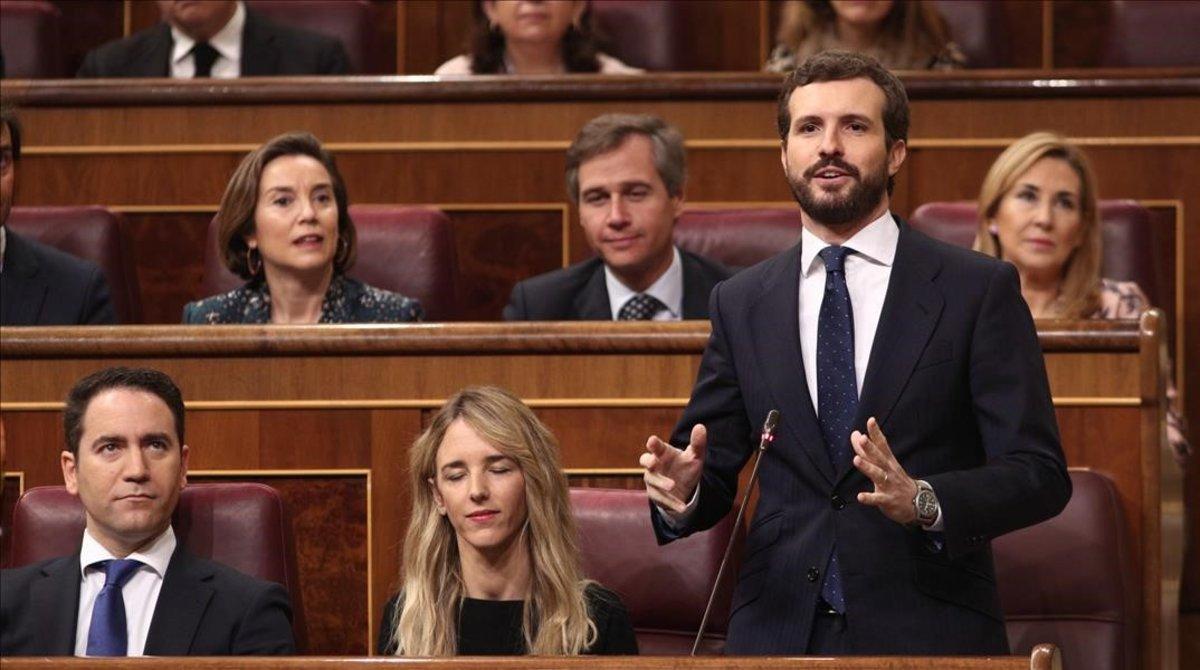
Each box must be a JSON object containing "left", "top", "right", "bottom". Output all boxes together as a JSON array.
[
  {"left": 0, "top": 322, "right": 1141, "bottom": 358},
  {"left": 1, "top": 71, "right": 1197, "bottom": 106}
]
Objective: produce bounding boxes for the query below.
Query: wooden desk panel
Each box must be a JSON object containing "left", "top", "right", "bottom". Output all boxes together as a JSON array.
[{"left": 0, "top": 318, "right": 1176, "bottom": 666}]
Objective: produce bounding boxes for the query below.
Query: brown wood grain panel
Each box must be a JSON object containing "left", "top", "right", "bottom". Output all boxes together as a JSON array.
[
  {"left": 0, "top": 412, "right": 67, "bottom": 491},
  {"left": 258, "top": 410, "right": 372, "bottom": 468},
  {"left": 186, "top": 410, "right": 263, "bottom": 470},
  {"left": 125, "top": 212, "right": 210, "bottom": 324},
  {"left": 368, "top": 409, "right": 422, "bottom": 647},
  {"left": 534, "top": 407, "right": 683, "bottom": 469},
  {"left": 450, "top": 209, "right": 564, "bottom": 320},
  {"left": 190, "top": 473, "right": 369, "bottom": 655}
]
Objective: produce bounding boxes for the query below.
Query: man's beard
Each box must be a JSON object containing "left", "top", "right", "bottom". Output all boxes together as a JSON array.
[{"left": 788, "top": 156, "right": 888, "bottom": 227}]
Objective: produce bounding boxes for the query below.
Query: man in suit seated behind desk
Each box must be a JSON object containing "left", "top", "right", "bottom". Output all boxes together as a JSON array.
[
  {"left": 78, "top": 0, "right": 349, "bottom": 78},
  {"left": 0, "top": 367, "right": 295, "bottom": 656},
  {"left": 504, "top": 113, "right": 732, "bottom": 321}
]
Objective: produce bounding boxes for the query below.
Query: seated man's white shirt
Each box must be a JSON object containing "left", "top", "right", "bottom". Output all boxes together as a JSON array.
[
  {"left": 605, "top": 246, "right": 684, "bottom": 321},
  {"left": 169, "top": 1, "right": 244, "bottom": 79},
  {"left": 75, "top": 526, "right": 176, "bottom": 656}
]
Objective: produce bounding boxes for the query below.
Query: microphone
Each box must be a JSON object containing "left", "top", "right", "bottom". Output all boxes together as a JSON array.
[{"left": 691, "top": 409, "right": 779, "bottom": 655}]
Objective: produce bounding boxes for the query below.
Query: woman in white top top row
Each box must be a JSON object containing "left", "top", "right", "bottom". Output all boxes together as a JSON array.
[{"left": 435, "top": 1, "right": 642, "bottom": 76}]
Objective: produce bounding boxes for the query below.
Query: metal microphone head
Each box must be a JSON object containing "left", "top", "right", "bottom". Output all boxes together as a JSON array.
[{"left": 763, "top": 409, "right": 780, "bottom": 434}]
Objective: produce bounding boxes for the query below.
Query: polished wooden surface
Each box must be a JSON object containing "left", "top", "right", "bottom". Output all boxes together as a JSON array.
[
  {"left": 0, "top": 320, "right": 1176, "bottom": 666},
  {"left": 0, "top": 643, "right": 1062, "bottom": 669}
]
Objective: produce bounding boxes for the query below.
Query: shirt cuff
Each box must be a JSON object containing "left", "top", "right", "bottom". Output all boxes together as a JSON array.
[
  {"left": 924, "top": 505, "right": 944, "bottom": 532},
  {"left": 655, "top": 483, "right": 700, "bottom": 529}
]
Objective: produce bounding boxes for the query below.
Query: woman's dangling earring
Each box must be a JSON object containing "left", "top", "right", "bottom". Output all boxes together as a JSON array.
[{"left": 246, "top": 246, "right": 262, "bottom": 276}]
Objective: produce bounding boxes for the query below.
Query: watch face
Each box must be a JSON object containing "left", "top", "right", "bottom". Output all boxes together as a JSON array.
[{"left": 916, "top": 490, "right": 938, "bottom": 521}]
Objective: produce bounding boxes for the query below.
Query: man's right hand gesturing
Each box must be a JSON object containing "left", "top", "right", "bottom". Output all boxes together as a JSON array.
[{"left": 640, "top": 424, "right": 707, "bottom": 514}]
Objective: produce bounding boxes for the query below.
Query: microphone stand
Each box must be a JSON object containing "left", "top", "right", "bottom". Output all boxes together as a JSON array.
[{"left": 691, "top": 409, "right": 779, "bottom": 656}]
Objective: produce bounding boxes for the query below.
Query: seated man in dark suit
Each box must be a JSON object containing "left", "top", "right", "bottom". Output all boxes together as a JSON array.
[
  {"left": 504, "top": 114, "right": 731, "bottom": 321},
  {"left": 77, "top": 0, "right": 349, "bottom": 78},
  {"left": 0, "top": 367, "right": 295, "bottom": 656},
  {"left": 0, "top": 106, "right": 116, "bottom": 325}
]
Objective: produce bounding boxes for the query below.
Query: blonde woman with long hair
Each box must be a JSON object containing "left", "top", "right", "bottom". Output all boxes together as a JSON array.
[
  {"left": 378, "top": 386, "right": 638, "bottom": 655},
  {"left": 766, "top": 0, "right": 965, "bottom": 73},
  {"left": 974, "top": 131, "right": 1189, "bottom": 465}
]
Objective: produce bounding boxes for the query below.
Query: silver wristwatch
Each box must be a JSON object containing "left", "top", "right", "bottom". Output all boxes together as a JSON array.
[{"left": 913, "top": 479, "right": 940, "bottom": 527}]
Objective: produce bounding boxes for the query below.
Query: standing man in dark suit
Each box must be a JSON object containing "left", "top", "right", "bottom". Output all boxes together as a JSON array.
[
  {"left": 77, "top": 1, "right": 349, "bottom": 78},
  {"left": 504, "top": 114, "right": 731, "bottom": 321},
  {"left": 640, "top": 51, "right": 1071, "bottom": 655},
  {"left": 0, "top": 106, "right": 116, "bottom": 325},
  {"left": 0, "top": 367, "right": 295, "bottom": 656}
]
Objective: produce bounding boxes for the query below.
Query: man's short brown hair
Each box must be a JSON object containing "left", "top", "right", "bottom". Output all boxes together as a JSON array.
[
  {"left": 776, "top": 50, "right": 910, "bottom": 150},
  {"left": 564, "top": 113, "right": 686, "bottom": 204}
]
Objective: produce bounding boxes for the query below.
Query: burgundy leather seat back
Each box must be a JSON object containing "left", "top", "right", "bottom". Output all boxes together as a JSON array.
[
  {"left": 6, "top": 206, "right": 143, "bottom": 323},
  {"left": 8, "top": 483, "right": 307, "bottom": 650},
  {"left": 246, "top": 0, "right": 377, "bottom": 73},
  {"left": 591, "top": 0, "right": 688, "bottom": 71},
  {"left": 994, "top": 469, "right": 1135, "bottom": 670},
  {"left": 570, "top": 487, "right": 742, "bottom": 654},
  {"left": 199, "top": 205, "right": 459, "bottom": 321},
  {"left": 0, "top": 0, "right": 64, "bottom": 78},
  {"left": 674, "top": 208, "right": 802, "bottom": 269},
  {"left": 930, "top": 0, "right": 1011, "bottom": 68},
  {"left": 1101, "top": 0, "right": 1200, "bottom": 67},
  {"left": 908, "top": 200, "right": 1161, "bottom": 309}
]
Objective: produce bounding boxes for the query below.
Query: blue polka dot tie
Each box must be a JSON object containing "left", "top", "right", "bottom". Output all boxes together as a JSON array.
[
  {"left": 86, "top": 558, "right": 143, "bottom": 656},
  {"left": 816, "top": 245, "right": 857, "bottom": 614},
  {"left": 618, "top": 293, "right": 667, "bottom": 320}
]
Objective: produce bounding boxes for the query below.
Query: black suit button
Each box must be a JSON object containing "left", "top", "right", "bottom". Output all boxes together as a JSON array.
[
  {"left": 830, "top": 494, "right": 845, "bottom": 510},
  {"left": 806, "top": 567, "right": 819, "bottom": 582}
]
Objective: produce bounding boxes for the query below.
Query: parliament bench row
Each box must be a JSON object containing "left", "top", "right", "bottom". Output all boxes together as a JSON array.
[
  {"left": 4, "top": 200, "right": 1163, "bottom": 325},
  {"left": 3, "top": 471, "right": 1131, "bottom": 669}
]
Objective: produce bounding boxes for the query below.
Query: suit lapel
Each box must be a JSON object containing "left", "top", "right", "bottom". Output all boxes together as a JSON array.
[
  {"left": 1, "top": 233, "right": 48, "bottom": 324},
  {"left": 840, "top": 223, "right": 944, "bottom": 481},
  {"left": 239, "top": 10, "right": 279, "bottom": 76},
  {"left": 30, "top": 555, "right": 82, "bottom": 654},
  {"left": 572, "top": 261, "right": 614, "bottom": 319},
  {"left": 144, "top": 546, "right": 214, "bottom": 655},
  {"left": 748, "top": 243, "right": 835, "bottom": 484}
]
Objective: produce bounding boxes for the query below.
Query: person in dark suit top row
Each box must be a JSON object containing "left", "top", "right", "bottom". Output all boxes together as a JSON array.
[
  {"left": 0, "top": 367, "right": 296, "bottom": 656},
  {"left": 0, "top": 105, "right": 116, "bottom": 325},
  {"left": 77, "top": 0, "right": 349, "bottom": 79},
  {"left": 504, "top": 113, "right": 732, "bottom": 321},
  {"left": 640, "top": 51, "right": 1071, "bottom": 655}
]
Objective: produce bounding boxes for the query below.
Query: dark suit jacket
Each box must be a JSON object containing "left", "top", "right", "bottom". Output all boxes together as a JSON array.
[
  {"left": 1, "top": 230, "right": 117, "bottom": 325},
  {"left": 0, "top": 543, "right": 295, "bottom": 656},
  {"left": 76, "top": 9, "right": 349, "bottom": 78},
  {"left": 503, "top": 249, "right": 732, "bottom": 320},
  {"left": 651, "top": 220, "right": 1071, "bottom": 655}
]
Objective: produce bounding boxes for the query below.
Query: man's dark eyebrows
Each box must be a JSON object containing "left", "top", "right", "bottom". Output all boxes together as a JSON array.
[
  {"left": 139, "top": 431, "right": 175, "bottom": 444},
  {"left": 839, "top": 113, "right": 873, "bottom": 124},
  {"left": 90, "top": 434, "right": 128, "bottom": 448}
]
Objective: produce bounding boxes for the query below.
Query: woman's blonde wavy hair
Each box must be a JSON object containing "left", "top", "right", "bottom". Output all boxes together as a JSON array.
[
  {"left": 387, "top": 386, "right": 596, "bottom": 656},
  {"left": 974, "top": 131, "right": 1102, "bottom": 318}
]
